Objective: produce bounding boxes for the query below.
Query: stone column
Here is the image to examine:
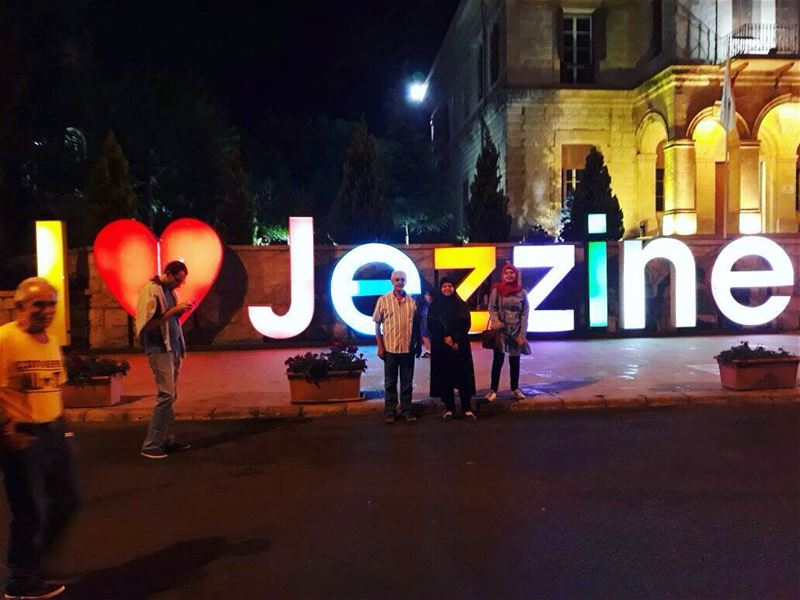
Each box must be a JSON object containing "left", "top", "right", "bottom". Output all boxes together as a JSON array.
[
  {"left": 775, "top": 156, "right": 799, "bottom": 233},
  {"left": 637, "top": 153, "right": 657, "bottom": 234},
  {"left": 663, "top": 140, "right": 696, "bottom": 235},
  {"left": 738, "top": 141, "right": 761, "bottom": 233}
]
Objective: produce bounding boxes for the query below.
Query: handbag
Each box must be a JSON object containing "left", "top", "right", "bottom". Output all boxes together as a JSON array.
[{"left": 481, "top": 322, "right": 500, "bottom": 350}]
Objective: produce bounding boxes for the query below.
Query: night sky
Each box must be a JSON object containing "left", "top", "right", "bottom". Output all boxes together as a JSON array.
[{"left": 88, "top": 0, "right": 461, "bottom": 132}]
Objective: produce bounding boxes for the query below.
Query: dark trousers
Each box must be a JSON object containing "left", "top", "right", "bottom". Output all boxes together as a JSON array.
[
  {"left": 0, "top": 419, "right": 80, "bottom": 586},
  {"left": 491, "top": 350, "right": 520, "bottom": 391},
  {"left": 441, "top": 387, "right": 471, "bottom": 414},
  {"left": 384, "top": 352, "right": 414, "bottom": 415}
]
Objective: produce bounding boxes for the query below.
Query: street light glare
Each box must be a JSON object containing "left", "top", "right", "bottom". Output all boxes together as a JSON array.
[{"left": 408, "top": 82, "right": 428, "bottom": 103}]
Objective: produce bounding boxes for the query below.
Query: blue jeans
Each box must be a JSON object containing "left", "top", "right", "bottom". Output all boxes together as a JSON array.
[
  {"left": 142, "top": 351, "right": 182, "bottom": 452},
  {"left": 0, "top": 418, "right": 80, "bottom": 586},
  {"left": 383, "top": 352, "right": 414, "bottom": 416}
]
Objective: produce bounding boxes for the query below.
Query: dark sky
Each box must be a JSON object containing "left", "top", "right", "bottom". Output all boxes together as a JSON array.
[{"left": 87, "top": 0, "right": 461, "bottom": 132}]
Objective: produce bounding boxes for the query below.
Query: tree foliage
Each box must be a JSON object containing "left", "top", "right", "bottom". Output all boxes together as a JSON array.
[
  {"left": 465, "top": 121, "right": 511, "bottom": 243},
  {"left": 215, "top": 148, "right": 255, "bottom": 244},
  {"left": 85, "top": 131, "right": 138, "bottom": 240},
  {"left": 329, "top": 121, "right": 392, "bottom": 243},
  {"left": 559, "top": 147, "right": 624, "bottom": 241}
]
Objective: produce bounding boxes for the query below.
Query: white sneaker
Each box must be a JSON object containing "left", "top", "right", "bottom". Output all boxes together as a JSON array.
[
  {"left": 512, "top": 389, "right": 526, "bottom": 400},
  {"left": 485, "top": 390, "right": 497, "bottom": 402}
]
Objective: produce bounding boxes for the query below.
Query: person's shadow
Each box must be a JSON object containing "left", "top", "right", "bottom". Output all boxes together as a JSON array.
[{"left": 63, "top": 537, "right": 271, "bottom": 599}]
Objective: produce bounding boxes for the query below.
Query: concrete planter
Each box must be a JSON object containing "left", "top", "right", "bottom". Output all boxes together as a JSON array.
[
  {"left": 63, "top": 374, "right": 125, "bottom": 408},
  {"left": 287, "top": 371, "right": 363, "bottom": 404},
  {"left": 717, "top": 357, "right": 800, "bottom": 391}
]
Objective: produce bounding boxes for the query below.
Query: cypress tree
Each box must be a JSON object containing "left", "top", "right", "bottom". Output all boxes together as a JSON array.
[
  {"left": 559, "top": 147, "right": 624, "bottom": 241},
  {"left": 330, "top": 121, "right": 392, "bottom": 243},
  {"left": 465, "top": 121, "right": 511, "bottom": 242},
  {"left": 86, "top": 131, "right": 139, "bottom": 238},
  {"left": 216, "top": 148, "right": 255, "bottom": 244}
]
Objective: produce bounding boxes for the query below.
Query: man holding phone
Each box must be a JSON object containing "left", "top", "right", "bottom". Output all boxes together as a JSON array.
[{"left": 135, "top": 261, "right": 194, "bottom": 459}]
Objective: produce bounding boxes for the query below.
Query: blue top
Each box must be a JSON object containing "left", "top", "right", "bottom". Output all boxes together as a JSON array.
[{"left": 142, "top": 283, "right": 184, "bottom": 355}]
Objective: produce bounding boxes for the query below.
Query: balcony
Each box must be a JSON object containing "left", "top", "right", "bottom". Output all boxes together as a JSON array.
[{"left": 675, "top": 3, "right": 800, "bottom": 64}]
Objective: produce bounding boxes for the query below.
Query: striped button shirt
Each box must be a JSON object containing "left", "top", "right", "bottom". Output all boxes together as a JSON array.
[{"left": 372, "top": 292, "right": 417, "bottom": 354}]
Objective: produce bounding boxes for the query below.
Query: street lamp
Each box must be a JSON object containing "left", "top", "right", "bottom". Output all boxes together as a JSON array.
[{"left": 407, "top": 81, "right": 428, "bottom": 104}]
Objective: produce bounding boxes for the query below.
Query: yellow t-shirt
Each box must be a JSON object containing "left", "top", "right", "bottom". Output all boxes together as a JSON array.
[{"left": 0, "top": 321, "right": 64, "bottom": 423}]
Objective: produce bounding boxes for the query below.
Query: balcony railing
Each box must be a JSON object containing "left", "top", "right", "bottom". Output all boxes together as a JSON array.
[
  {"left": 675, "top": 3, "right": 800, "bottom": 64},
  {"left": 720, "top": 23, "right": 800, "bottom": 61}
]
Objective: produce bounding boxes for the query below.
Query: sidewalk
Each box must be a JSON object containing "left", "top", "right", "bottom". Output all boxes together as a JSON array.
[{"left": 64, "top": 333, "right": 800, "bottom": 422}]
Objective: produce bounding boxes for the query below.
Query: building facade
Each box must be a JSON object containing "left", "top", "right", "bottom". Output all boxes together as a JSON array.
[{"left": 426, "top": 0, "right": 800, "bottom": 238}]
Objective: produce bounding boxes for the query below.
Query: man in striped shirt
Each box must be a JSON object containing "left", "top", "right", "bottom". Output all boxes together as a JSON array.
[{"left": 373, "top": 270, "right": 421, "bottom": 424}]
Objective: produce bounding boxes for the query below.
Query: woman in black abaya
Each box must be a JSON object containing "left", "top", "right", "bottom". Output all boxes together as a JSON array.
[{"left": 428, "top": 277, "right": 477, "bottom": 421}]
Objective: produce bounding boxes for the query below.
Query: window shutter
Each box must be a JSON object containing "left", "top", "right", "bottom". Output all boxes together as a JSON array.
[
  {"left": 592, "top": 5, "right": 607, "bottom": 61},
  {"left": 556, "top": 7, "right": 564, "bottom": 59}
]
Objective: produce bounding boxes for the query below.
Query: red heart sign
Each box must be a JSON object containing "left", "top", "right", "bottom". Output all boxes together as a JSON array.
[{"left": 93, "top": 218, "right": 223, "bottom": 324}]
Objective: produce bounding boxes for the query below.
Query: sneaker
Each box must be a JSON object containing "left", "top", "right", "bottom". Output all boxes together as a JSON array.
[
  {"left": 512, "top": 389, "right": 526, "bottom": 400},
  {"left": 4, "top": 581, "right": 66, "bottom": 599},
  {"left": 485, "top": 390, "right": 497, "bottom": 402},
  {"left": 384, "top": 414, "right": 397, "bottom": 425},
  {"left": 164, "top": 441, "right": 191, "bottom": 453},
  {"left": 464, "top": 411, "right": 478, "bottom": 422},
  {"left": 140, "top": 448, "right": 168, "bottom": 460},
  {"left": 441, "top": 411, "right": 453, "bottom": 421},
  {"left": 401, "top": 413, "right": 417, "bottom": 423}
]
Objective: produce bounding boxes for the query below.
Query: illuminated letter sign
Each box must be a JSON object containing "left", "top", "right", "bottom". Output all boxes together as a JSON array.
[
  {"left": 330, "top": 244, "right": 421, "bottom": 336},
  {"left": 93, "top": 218, "right": 223, "bottom": 323},
  {"left": 711, "top": 236, "right": 794, "bottom": 326},
  {"left": 621, "top": 238, "right": 697, "bottom": 329},
  {"left": 513, "top": 245, "right": 576, "bottom": 332},
  {"left": 249, "top": 217, "right": 315, "bottom": 339},
  {"left": 587, "top": 214, "right": 608, "bottom": 328},
  {"left": 434, "top": 246, "right": 495, "bottom": 333},
  {"left": 36, "top": 221, "right": 70, "bottom": 346}
]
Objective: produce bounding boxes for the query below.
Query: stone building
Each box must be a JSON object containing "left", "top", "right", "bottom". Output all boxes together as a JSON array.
[{"left": 426, "top": 0, "right": 800, "bottom": 238}]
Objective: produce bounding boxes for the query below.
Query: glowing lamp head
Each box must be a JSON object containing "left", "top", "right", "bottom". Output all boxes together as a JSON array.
[{"left": 407, "top": 82, "right": 428, "bottom": 103}]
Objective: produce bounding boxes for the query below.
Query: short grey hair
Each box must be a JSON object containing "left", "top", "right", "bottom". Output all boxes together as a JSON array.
[
  {"left": 391, "top": 270, "right": 407, "bottom": 280},
  {"left": 14, "top": 277, "right": 58, "bottom": 307}
]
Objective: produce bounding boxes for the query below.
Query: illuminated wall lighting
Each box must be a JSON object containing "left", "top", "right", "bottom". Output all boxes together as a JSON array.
[
  {"left": 331, "top": 244, "right": 421, "bottom": 336},
  {"left": 36, "top": 221, "right": 70, "bottom": 346},
  {"left": 621, "top": 238, "right": 697, "bottom": 329},
  {"left": 434, "top": 246, "right": 495, "bottom": 333},
  {"left": 711, "top": 236, "right": 793, "bottom": 326},
  {"left": 738, "top": 211, "right": 761, "bottom": 235},
  {"left": 249, "top": 217, "right": 315, "bottom": 339},
  {"left": 513, "top": 245, "right": 576, "bottom": 332}
]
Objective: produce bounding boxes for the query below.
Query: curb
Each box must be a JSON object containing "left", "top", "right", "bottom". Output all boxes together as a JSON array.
[{"left": 63, "top": 389, "right": 800, "bottom": 423}]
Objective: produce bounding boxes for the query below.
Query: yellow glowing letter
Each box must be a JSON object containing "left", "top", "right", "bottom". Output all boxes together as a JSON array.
[
  {"left": 434, "top": 246, "right": 495, "bottom": 333},
  {"left": 35, "top": 221, "right": 70, "bottom": 346}
]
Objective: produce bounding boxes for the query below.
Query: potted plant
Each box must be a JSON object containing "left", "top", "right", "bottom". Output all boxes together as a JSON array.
[
  {"left": 714, "top": 341, "right": 799, "bottom": 391},
  {"left": 63, "top": 352, "right": 131, "bottom": 408},
  {"left": 285, "top": 345, "right": 367, "bottom": 404}
]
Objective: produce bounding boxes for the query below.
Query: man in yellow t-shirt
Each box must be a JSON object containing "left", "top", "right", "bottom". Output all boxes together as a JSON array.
[{"left": 0, "top": 278, "right": 79, "bottom": 600}]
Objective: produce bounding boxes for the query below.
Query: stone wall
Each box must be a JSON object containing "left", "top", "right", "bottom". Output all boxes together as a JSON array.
[
  {"left": 0, "top": 292, "right": 14, "bottom": 326},
  {"left": 76, "top": 235, "right": 800, "bottom": 349}
]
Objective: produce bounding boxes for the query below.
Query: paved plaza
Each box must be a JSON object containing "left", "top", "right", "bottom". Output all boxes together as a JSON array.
[{"left": 65, "top": 333, "right": 800, "bottom": 422}]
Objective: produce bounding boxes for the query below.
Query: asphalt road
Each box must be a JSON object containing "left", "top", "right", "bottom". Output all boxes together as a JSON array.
[{"left": 2, "top": 406, "right": 798, "bottom": 599}]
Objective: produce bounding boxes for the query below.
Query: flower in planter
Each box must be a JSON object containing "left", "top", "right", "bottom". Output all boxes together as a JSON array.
[
  {"left": 65, "top": 352, "right": 131, "bottom": 387},
  {"left": 714, "top": 341, "right": 792, "bottom": 365},
  {"left": 285, "top": 345, "right": 367, "bottom": 386}
]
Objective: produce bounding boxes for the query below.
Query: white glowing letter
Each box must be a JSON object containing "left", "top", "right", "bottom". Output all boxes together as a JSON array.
[
  {"left": 513, "top": 245, "right": 575, "bottom": 332},
  {"left": 330, "top": 244, "right": 421, "bottom": 336},
  {"left": 621, "top": 238, "right": 697, "bottom": 329},
  {"left": 248, "top": 217, "right": 315, "bottom": 339},
  {"left": 711, "top": 236, "right": 794, "bottom": 326}
]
